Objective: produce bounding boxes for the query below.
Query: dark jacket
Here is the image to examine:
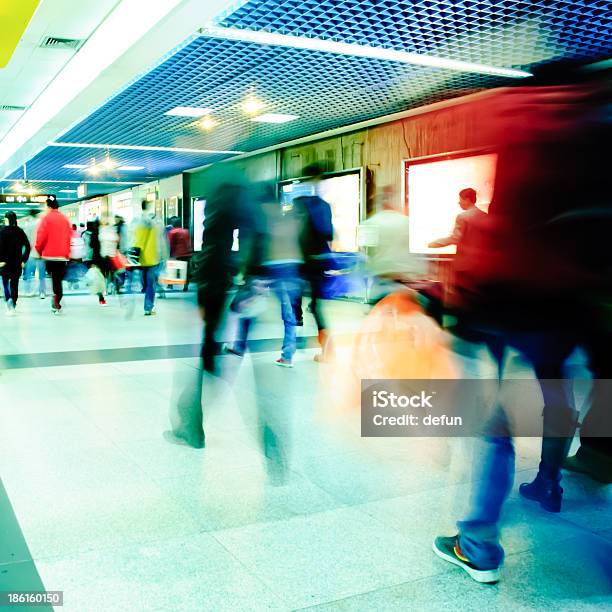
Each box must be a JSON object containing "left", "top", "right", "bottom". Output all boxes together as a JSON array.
[
  {"left": 0, "top": 226, "right": 30, "bottom": 275},
  {"left": 194, "top": 182, "right": 246, "bottom": 302},
  {"left": 294, "top": 195, "right": 333, "bottom": 260}
]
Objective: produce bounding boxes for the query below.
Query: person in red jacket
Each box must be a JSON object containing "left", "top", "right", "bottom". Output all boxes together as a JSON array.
[
  {"left": 35, "top": 197, "right": 71, "bottom": 313},
  {"left": 167, "top": 216, "right": 192, "bottom": 291}
]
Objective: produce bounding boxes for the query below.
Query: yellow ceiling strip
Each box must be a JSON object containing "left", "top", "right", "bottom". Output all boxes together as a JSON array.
[{"left": 0, "top": 0, "right": 41, "bottom": 68}]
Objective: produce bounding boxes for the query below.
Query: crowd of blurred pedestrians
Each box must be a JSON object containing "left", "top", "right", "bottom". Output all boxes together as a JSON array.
[{"left": 0, "top": 68, "right": 610, "bottom": 588}]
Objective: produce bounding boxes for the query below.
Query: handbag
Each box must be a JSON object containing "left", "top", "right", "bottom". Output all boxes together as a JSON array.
[
  {"left": 84, "top": 265, "right": 106, "bottom": 295},
  {"left": 110, "top": 252, "right": 129, "bottom": 271}
]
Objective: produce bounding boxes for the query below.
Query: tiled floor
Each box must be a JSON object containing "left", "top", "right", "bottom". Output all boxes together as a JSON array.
[{"left": 0, "top": 293, "right": 610, "bottom": 611}]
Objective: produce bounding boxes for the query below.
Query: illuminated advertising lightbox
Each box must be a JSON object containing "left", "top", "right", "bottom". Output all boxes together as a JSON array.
[
  {"left": 280, "top": 169, "right": 362, "bottom": 252},
  {"left": 407, "top": 152, "right": 497, "bottom": 254},
  {"left": 192, "top": 198, "right": 206, "bottom": 252}
]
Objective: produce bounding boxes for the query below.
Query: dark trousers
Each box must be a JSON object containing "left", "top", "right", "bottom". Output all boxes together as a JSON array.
[
  {"left": 304, "top": 261, "right": 327, "bottom": 331},
  {"left": 580, "top": 332, "right": 612, "bottom": 457},
  {"left": 45, "top": 261, "right": 67, "bottom": 304},
  {"left": 2, "top": 271, "right": 21, "bottom": 305},
  {"left": 201, "top": 289, "right": 228, "bottom": 373}
]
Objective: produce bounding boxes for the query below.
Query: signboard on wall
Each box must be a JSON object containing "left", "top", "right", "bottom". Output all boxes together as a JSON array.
[
  {"left": 0, "top": 194, "right": 55, "bottom": 205},
  {"left": 166, "top": 196, "right": 179, "bottom": 219}
]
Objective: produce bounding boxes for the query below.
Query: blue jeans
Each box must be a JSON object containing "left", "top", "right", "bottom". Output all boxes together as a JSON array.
[
  {"left": 141, "top": 265, "right": 158, "bottom": 312},
  {"left": 457, "top": 328, "right": 577, "bottom": 569},
  {"left": 232, "top": 266, "right": 301, "bottom": 361},
  {"left": 23, "top": 258, "right": 46, "bottom": 294},
  {"left": 272, "top": 276, "right": 300, "bottom": 361}
]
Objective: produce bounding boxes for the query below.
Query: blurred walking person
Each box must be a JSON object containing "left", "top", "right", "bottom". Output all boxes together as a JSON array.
[
  {"left": 293, "top": 162, "right": 335, "bottom": 362},
  {"left": 132, "top": 201, "right": 167, "bottom": 315},
  {"left": 167, "top": 172, "right": 246, "bottom": 448},
  {"left": 432, "top": 77, "right": 611, "bottom": 584},
  {"left": 229, "top": 183, "right": 303, "bottom": 367},
  {"left": 21, "top": 208, "right": 46, "bottom": 298},
  {"left": 100, "top": 217, "right": 120, "bottom": 299},
  {"left": 0, "top": 211, "right": 30, "bottom": 315},
  {"left": 167, "top": 216, "right": 192, "bottom": 291},
  {"left": 35, "top": 197, "right": 71, "bottom": 314},
  {"left": 362, "top": 185, "right": 426, "bottom": 302}
]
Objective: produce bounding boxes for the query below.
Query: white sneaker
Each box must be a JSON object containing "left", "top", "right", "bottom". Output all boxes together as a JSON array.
[
  {"left": 39, "top": 293, "right": 46, "bottom": 299},
  {"left": 5, "top": 300, "right": 15, "bottom": 316}
]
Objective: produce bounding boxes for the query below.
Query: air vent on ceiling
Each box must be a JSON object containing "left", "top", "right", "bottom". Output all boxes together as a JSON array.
[
  {"left": 39, "top": 36, "right": 83, "bottom": 50},
  {"left": 0, "top": 105, "right": 26, "bottom": 112}
]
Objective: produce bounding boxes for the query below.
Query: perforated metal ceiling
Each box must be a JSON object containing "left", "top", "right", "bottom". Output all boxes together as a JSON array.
[
  {"left": 6, "top": 0, "right": 611, "bottom": 203},
  {"left": 222, "top": 0, "right": 612, "bottom": 67}
]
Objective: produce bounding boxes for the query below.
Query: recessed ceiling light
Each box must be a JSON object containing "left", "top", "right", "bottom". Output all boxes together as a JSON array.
[
  {"left": 242, "top": 96, "right": 265, "bottom": 116},
  {"left": 251, "top": 113, "right": 299, "bottom": 124},
  {"left": 164, "top": 106, "right": 211, "bottom": 117},
  {"left": 63, "top": 163, "right": 88, "bottom": 169},
  {"left": 100, "top": 156, "right": 117, "bottom": 170},
  {"left": 117, "top": 165, "right": 145, "bottom": 171},
  {"left": 198, "top": 115, "right": 218, "bottom": 131},
  {"left": 59, "top": 189, "right": 77, "bottom": 193}
]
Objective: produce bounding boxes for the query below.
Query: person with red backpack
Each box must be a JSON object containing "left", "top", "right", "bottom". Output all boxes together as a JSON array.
[{"left": 35, "top": 197, "right": 71, "bottom": 314}]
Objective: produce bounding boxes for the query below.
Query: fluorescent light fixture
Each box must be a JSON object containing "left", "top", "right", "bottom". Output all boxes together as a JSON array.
[
  {"left": 252, "top": 113, "right": 299, "bottom": 124},
  {"left": 117, "top": 165, "right": 145, "bottom": 171},
  {"left": 48, "top": 142, "right": 244, "bottom": 155},
  {"left": 0, "top": 0, "right": 188, "bottom": 168},
  {"left": 63, "top": 163, "right": 88, "bottom": 169},
  {"left": 199, "top": 25, "right": 532, "bottom": 79},
  {"left": 59, "top": 189, "right": 77, "bottom": 193},
  {"left": 165, "top": 106, "right": 211, "bottom": 117},
  {"left": 1, "top": 178, "right": 139, "bottom": 185}
]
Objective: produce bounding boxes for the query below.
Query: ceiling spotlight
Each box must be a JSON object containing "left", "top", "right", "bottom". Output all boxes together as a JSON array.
[
  {"left": 117, "top": 165, "right": 145, "bottom": 171},
  {"left": 25, "top": 185, "right": 37, "bottom": 196},
  {"left": 100, "top": 157, "right": 117, "bottom": 170},
  {"left": 164, "top": 106, "right": 211, "bottom": 117},
  {"left": 198, "top": 115, "right": 218, "bottom": 131},
  {"left": 13, "top": 182, "right": 24, "bottom": 192},
  {"left": 242, "top": 95, "right": 265, "bottom": 116},
  {"left": 87, "top": 159, "right": 101, "bottom": 176},
  {"left": 252, "top": 113, "right": 299, "bottom": 124}
]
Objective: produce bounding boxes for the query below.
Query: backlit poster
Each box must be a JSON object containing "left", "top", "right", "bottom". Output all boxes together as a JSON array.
[
  {"left": 407, "top": 153, "right": 497, "bottom": 254},
  {"left": 279, "top": 170, "right": 362, "bottom": 252},
  {"left": 192, "top": 198, "right": 205, "bottom": 251}
]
